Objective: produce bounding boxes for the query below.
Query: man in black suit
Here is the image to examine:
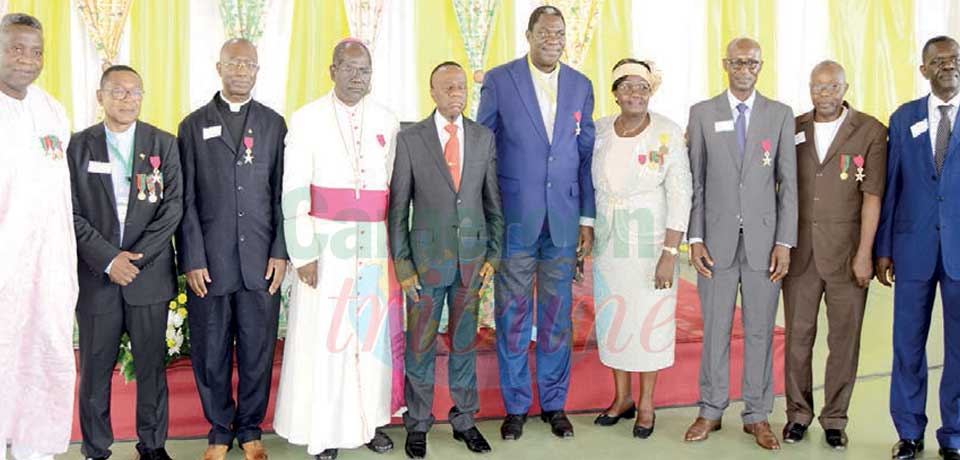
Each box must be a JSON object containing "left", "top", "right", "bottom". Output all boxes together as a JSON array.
[
  {"left": 68, "top": 65, "right": 182, "bottom": 460},
  {"left": 175, "top": 38, "right": 287, "bottom": 460},
  {"left": 388, "top": 61, "right": 503, "bottom": 459}
]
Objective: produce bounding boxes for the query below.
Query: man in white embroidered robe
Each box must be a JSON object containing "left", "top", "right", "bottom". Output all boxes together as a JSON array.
[
  {"left": 0, "top": 13, "right": 77, "bottom": 460},
  {"left": 274, "top": 39, "right": 403, "bottom": 460}
]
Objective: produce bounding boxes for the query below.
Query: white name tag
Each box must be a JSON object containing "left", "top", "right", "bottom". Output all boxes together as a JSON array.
[
  {"left": 795, "top": 131, "right": 806, "bottom": 145},
  {"left": 715, "top": 120, "right": 734, "bottom": 132},
  {"left": 87, "top": 160, "right": 112, "bottom": 174},
  {"left": 910, "top": 120, "right": 929, "bottom": 138},
  {"left": 202, "top": 125, "right": 222, "bottom": 140}
]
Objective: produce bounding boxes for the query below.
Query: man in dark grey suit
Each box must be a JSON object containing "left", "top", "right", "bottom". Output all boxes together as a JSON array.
[
  {"left": 683, "top": 37, "right": 798, "bottom": 451},
  {"left": 388, "top": 61, "right": 503, "bottom": 459},
  {"left": 68, "top": 65, "right": 182, "bottom": 460}
]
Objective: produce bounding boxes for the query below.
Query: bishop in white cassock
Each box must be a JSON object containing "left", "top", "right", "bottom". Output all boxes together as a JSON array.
[
  {"left": 0, "top": 14, "right": 78, "bottom": 460},
  {"left": 274, "top": 39, "right": 404, "bottom": 459}
]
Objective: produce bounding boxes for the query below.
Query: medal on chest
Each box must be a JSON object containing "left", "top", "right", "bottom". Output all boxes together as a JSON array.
[
  {"left": 852, "top": 154, "right": 865, "bottom": 182},
  {"left": 243, "top": 129, "right": 254, "bottom": 164}
]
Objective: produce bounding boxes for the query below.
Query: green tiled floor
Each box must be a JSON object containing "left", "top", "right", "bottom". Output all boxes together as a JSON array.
[{"left": 58, "top": 265, "right": 949, "bottom": 460}]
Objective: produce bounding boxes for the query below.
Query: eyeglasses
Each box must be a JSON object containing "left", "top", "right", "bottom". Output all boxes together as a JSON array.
[
  {"left": 928, "top": 56, "right": 960, "bottom": 68},
  {"left": 724, "top": 58, "right": 762, "bottom": 71},
  {"left": 335, "top": 64, "right": 373, "bottom": 79},
  {"left": 104, "top": 87, "right": 145, "bottom": 101},
  {"left": 810, "top": 83, "right": 845, "bottom": 94},
  {"left": 221, "top": 60, "right": 260, "bottom": 72},
  {"left": 617, "top": 81, "right": 652, "bottom": 95},
  {"left": 534, "top": 30, "right": 565, "bottom": 41}
]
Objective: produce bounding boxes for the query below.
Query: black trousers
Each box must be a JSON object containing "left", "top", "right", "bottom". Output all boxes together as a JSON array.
[
  {"left": 187, "top": 288, "right": 280, "bottom": 446},
  {"left": 77, "top": 298, "right": 169, "bottom": 459}
]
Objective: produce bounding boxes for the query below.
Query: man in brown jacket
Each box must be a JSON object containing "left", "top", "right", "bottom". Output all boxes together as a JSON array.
[{"left": 781, "top": 60, "right": 886, "bottom": 450}]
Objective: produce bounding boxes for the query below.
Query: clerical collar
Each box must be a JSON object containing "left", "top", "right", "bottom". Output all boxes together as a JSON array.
[{"left": 219, "top": 91, "right": 251, "bottom": 113}]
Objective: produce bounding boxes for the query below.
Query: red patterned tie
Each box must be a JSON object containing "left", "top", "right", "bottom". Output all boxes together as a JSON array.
[{"left": 444, "top": 123, "right": 460, "bottom": 191}]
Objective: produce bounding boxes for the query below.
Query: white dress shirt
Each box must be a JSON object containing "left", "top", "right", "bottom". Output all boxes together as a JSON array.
[
  {"left": 103, "top": 121, "right": 136, "bottom": 273},
  {"left": 727, "top": 89, "right": 757, "bottom": 130},
  {"left": 814, "top": 107, "right": 848, "bottom": 163},
  {"left": 529, "top": 59, "right": 559, "bottom": 143},
  {"left": 928, "top": 91, "right": 960, "bottom": 156},
  {"left": 434, "top": 110, "right": 464, "bottom": 177}
]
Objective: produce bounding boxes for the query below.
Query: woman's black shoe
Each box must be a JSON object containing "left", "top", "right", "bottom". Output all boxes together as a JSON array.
[
  {"left": 594, "top": 404, "right": 637, "bottom": 426},
  {"left": 633, "top": 414, "right": 656, "bottom": 439}
]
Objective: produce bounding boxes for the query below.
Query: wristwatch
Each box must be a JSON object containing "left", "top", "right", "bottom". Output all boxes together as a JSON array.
[{"left": 662, "top": 246, "right": 679, "bottom": 256}]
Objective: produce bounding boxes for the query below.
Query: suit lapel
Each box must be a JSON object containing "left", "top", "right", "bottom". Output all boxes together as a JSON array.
[
  {"left": 204, "top": 97, "right": 239, "bottom": 155},
  {"left": 551, "top": 64, "right": 572, "bottom": 143},
  {"left": 913, "top": 97, "right": 938, "bottom": 180},
  {"left": 821, "top": 107, "right": 857, "bottom": 167},
  {"left": 419, "top": 114, "right": 456, "bottom": 193},
  {"left": 795, "top": 112, "right": 818, "bottom": 167},
  {"left": 742, "top": 93, "right": 768, "bottom": 179},
  {"left": 89, "top": 125, "right": 118, "bottom": 219},
  {"left": 123, "top": 123, "right": 155, "bottom": 245},
  {"left": 460, "top": 119, "right": 484, "bottom": 192},
  {"left": 713, "top": 93, "right": 741, "bottom": 173},
  {"left": 508, "top": 57, "right": 550, "bottom": 145},
  {"left": 244, "top": 102, "right": 264, "bottom": 157}
]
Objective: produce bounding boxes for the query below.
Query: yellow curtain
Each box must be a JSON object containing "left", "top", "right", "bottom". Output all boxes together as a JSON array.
[
  {"left": 8, "top": 0, "right": 73, "bottom": 122},
  {"left": 828, "top": 0, "right": 915, "bottom": 122},
  {"left": 484, "top": 0, "right": 515, "bottom": 75},
  {"left": 285, "top": 0, "right": 350, "bottom": 117},
  {"left": 413, "top": 0, "right": 470, "bottom": 119},
  {"left": 705, "top": 0, "right": 777, "bottom": 98},
  {"left": 129, "top": 0, "right": 189, "bottom": 134},
  {"left": 579, "top": 0, "right": 631, "bottom": 118}
]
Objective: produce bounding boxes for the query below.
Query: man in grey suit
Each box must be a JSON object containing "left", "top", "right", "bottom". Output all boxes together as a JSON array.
[
  {"left": 388, "top": 61, "right": 504, "bottom": 459},
  {"left": 683, "top": 37, "right": 798, "bottom": 451}
]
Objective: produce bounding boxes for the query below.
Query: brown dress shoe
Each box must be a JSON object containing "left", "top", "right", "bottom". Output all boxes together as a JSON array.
[
  {"left": 203, "top": 445, "right": 229, "bottom": 460},
  {"left": 684, "top": 417, "right": 722, "bottom": 442},
  {"left": 743, "top": 421, "right": 782, "bottom": 450},
  {"left": 241, "top": 440, "right": 268, "bottom": 460}
]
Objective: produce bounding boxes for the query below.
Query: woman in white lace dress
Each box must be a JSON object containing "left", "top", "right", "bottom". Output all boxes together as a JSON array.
[{"left": 590, "top": 59, "right": 692, "bottom": 438}]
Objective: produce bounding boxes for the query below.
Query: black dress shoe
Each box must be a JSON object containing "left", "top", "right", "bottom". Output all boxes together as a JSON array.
[
  {"left": 892, "top": 439, "right": 924, "bottom": 459},
  {"left": 454, "top": 427, "right": 492, "bottom": 453},
  {"left": 632, "top": 414, "right": 656, "bottom": 439},
  {"left": 315, "top": 449, "right": 338, "bottom": 460},
  {"left": 782, "top": 422, "right": 807, "bottom": 444},
  {"left": 501, "top": 413, "right": 527, "bottom": 440},
  {"left": 404, "top": 432, "right": 427, "bottom": 459},
  {"left": 136, "top": 444, "right": 172, "bottom": 460},
  {"left": 366, "top": 429, "right": 394, "bottom": 453},
  {"left": 941, "top": 448, "right": 960, "bottom": 460},
  {"left": 540, "top": 410, "right": 574, "bottom": 439},
  {"left": 824, "top": 429, "right": 847, "bottom": 450},
  {"left": 594, "top": 404, "right": 636, "bottom": 426}
]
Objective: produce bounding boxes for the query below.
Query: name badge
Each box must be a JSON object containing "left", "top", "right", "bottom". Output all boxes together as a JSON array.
[
  {"left": 910, "top": 120, "right": 929, "bottom": 138},
  {"left": 87, "top": 160, "right": 112, "bottom": 174},
  {"left": 202, "top": 125, "right": 222, "bottom": 140},
  {"left": 795, "top": 132, "right": 806, "bottom": 145},
  {"left": 715, "top": 120, "right": 734, "bottom": 132}
]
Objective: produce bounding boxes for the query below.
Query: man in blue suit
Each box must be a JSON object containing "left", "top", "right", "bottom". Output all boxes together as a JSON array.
[
  {"left": 477, "top": 5, "right": 595, "bottom": 441},
  {"left": 876, "top": 35, "right": 960, "bottom": 460}
]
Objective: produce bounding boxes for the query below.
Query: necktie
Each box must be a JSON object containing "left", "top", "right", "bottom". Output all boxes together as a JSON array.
[
  {"left": 735, "top": 102, "right": 748, "bottom": 160},
  {"left": 935, "top": 104, "right": 953, "bottom": 176},
  {"left": 444, "top": 123, "right": 460, "bottom": 191}
]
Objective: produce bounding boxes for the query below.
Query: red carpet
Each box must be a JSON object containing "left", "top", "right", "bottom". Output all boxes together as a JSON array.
[{"left": 69, "top": 268, "right": 784, "bottom": 441}]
